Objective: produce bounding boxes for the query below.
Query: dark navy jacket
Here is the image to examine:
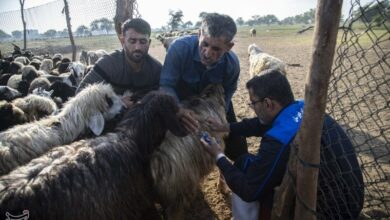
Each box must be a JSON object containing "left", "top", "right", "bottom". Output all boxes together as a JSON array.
[{"left": 217, "top": 100, "right": 364, "bottom": 219}]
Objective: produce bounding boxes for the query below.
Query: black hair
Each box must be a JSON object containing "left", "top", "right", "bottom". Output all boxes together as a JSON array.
[
  {"left": 200, "top": 13, "right": 237, "bottom": 43},
  {"left": 122, "top": 18, "right": 151, "bottom": 37},
  {"left": 246, "top": 69, "right": 295, "bottom": 107}
]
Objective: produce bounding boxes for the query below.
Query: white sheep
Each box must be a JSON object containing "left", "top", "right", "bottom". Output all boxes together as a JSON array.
[
  {"left": 150, "top": 84, "right": 228, "bottom": 220},
  {"left": 87, "top": 49, "right": 108, "bottom": 65},
  {"left": 39, "top": 59, "right": 53, "bottom": 75},
  {"left": 0, "top": 83, "right": 125, "bottom": 175},
  {"left": 11, "top": 94, "right": 58, "bottom": 122},
  {"left": 248, "top": 43, "right": 286, "bottom": 79}
]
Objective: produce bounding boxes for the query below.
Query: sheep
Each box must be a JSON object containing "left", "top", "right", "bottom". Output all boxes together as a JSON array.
[
  {"left": 28, "top": 77, "right": 51, "bottom": 94},
  {"left": 6, "top": 74, "right": 29, "bottom": 96},
  {"left": 0, "top": 83, "right": 125, "bottom": 175},
  {"left": 11, "top": 94, "right": 58, "bottom": 121},
  {"left": 250, "top": 28, "right": 256, "bottom": 37},
  {"left": 248, "top": 43, "right": 286, "bottom": 79},
  {"left": 150, "top": 84, "right": 228, "bottom": 220},
  {"left": 48, "top": 81, "right": 76, "bottom": 104},
  {"left": 0, "top": 91, "right": 187, "bottom": 220},
  {"left": 0, "top": 86, "right": 22, "bottom": 101},
  {"left": 79, "top": 49, "right": 108, "bottom": 65},
  {"left": 39, "top": 59, "right": 53, "bottom": 75},
  {"left": 14, "top": 56, "right": 30, "bottom": 65},
  {"left": 0, "top": 101, "right": 27, "bottom": 131},
  {"left": 0, "top": 74, "right": 12, "bottom": 85},
  {"left": 10, "top": 61, "right": 24, "bottom": 74},
  {"left": 21, "top": 65, "right": 40, "bottom": 84}
]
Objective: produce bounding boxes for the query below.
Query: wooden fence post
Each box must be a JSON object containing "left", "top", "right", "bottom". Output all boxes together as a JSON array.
[
  {"left": 114, "top": 0, "right": 138, "bottom": 42},
  {"left": 294, "top": 0, "right": 343, "bottom": 219}
]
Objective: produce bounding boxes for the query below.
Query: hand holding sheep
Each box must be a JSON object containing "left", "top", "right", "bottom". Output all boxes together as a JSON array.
[
  {"left": 177, "top": 107, "right": 200, "bottom": 134},
  {"left": 206, "top": 116, "right": 230, "bottom": 132}
]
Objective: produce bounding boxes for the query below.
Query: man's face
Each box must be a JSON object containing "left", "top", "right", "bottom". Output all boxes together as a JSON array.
[
  {"left": 248, "top": 88, "right": 270, "bottom": 125},
  {"left": 122, "top": 28, "right": 150, "bottom": 63},
  {"left": 198, "top": 31, "right": 233, "bottom": 67}
]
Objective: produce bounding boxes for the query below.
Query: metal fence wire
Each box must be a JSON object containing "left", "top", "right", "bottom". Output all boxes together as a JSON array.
[{"left": 325, "top": 0, "right": 389, "bottom": 218}]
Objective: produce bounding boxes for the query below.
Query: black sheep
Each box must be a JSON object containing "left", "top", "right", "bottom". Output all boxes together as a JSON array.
[{"left": 0, "top": 91, "right": 187, "bottom": 220}]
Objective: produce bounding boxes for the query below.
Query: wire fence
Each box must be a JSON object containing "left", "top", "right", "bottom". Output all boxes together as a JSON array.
[
  {"left": 326, "top": 0, "right": 389, "bottom": 218},
  {"left": 0, "top": 0, "right": 117, "bottom": 38}
]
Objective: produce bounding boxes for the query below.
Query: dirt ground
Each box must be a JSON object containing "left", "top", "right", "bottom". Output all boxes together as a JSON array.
[{"left": 148, "top": 31, "right": 313, "bottom": 220}]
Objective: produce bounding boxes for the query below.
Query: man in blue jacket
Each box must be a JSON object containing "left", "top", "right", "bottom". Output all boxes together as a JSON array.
[
  {"left": 201, "top": 69, "right": 364, "bottom": 219},
  {"left": 160, "top": 12, "right": 247, "bottom": 161}
]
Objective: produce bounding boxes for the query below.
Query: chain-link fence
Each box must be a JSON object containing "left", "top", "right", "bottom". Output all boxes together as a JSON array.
[
  {"left": 326, "top": 0, "right": 389, "bottom": 218},
  {"left": 0, "top": 0, "right": 117, "bottom": 36}
]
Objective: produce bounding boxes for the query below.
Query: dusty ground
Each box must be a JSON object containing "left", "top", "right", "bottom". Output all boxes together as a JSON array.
[{"left": 149, "top": 31, "right": 313, "bottom": 220}]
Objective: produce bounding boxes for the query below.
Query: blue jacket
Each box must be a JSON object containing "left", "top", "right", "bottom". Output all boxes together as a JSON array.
[
  {"left": 159, "top": 35, "right": 240, "bottom": 111},
  {"left": 217, "top": 100, "right": 364, "bottom": 219}
]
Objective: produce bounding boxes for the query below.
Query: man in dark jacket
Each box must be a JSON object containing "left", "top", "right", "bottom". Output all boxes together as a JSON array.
[
  {"left": 77, "top": 18, "right": 161, "bottom": 102},
  {"left": 201, "top": 69, "right": 364, "bottom": 220}
]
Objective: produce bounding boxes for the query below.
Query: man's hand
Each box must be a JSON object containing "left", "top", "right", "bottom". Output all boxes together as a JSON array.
[
  {"left": 206, "top": 117, "right": 230, "bottom": 132},
  {"left": 122, "top": 96, "right": 135, "bottom": 109},
  {"left": 200, "top": 134, "right": 223, "bottom": 158},
  {"left": 177, "top": 108, "right": 200, "bottom": 134}
]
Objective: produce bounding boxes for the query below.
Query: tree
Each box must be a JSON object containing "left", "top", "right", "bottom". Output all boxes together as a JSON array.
[
  {"left": 99, "top": 18, "right": 114, "bottom": 34},
  {"left": 353, "top": 0, "right": 389, "bottom": 25},
  {"left": 44, "top": 29, "right": 57, "bottom": 38},
  {"left": 90, "top": 18, "right": 114, "bottom": 34},
  {"left": 182, "top": 21, "right": 193, "bottom": 29},
  {"left": 0, "top": 29, "right": 11, "bottom": 39},
  {"left": 236, "top": 17, "right": 244, "bottom": 26},
  {"left": 12, "top": 30, "right": 22, "bottom": 39},
  {"left": 168, "top": 10, "right": 184, "bottom": 31},
  {"left": 76, "top": 25, "right": 89, "bottom": 36}
]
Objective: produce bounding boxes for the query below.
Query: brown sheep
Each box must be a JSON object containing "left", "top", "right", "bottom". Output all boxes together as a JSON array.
[{"left": 150, "top": 84, "right": 228, "bottom": 219}]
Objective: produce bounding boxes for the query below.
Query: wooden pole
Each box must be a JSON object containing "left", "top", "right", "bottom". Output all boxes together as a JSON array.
[
  {"left": 63, "top": 0, "right": 76, "bottom": 61},
  {"left": 113, "top": 0, "right": 138, "bottom": 42},
  {"left": 294, "top": 0, "right": 342, "bottom": 219},
  {"left": 271, "top": 140, "right": 298, "bottom": 220},
  {"left": 19, "top": 0, "right": 26, "bottom": 50}
]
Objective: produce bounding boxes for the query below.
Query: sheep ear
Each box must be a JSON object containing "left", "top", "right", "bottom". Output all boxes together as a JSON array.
[{"left": 88, "top": 112, "right": 105, "bottom": 136}]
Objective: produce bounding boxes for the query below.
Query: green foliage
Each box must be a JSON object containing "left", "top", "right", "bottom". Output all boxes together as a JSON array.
[
  {"left": 12, "top": 30, "right": 22, "bottom": 38},
  {"left": 236, "top": 17, "right": 244, "bottom": 26},
  {"left": 0, "top": 29, "right": 11, "bottom": 39},
  {"left": 352, "top": 0, "right": 389, "bottom": 25},
  {"left": 168, "top": 10, "right": 184, "bottom": 31},
  {"left": 90, "top": 18, "right": 114, "bottom": 34},
  {"left": 44, "top": 29, "right": 57, "bottom": 38}
]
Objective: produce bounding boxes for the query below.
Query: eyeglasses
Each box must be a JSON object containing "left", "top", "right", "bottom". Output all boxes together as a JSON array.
[{"left": 248, "top": 98, "right": 264, "bottom": 107}]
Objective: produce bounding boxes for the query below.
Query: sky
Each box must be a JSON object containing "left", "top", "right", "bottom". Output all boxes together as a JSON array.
[{"left": 0, "top": 0, "right": 373, "bottom": 33}]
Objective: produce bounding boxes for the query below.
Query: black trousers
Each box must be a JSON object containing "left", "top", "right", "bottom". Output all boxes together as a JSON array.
[{"left": 224, "top": 102, "right": 248, "bottom": 161}]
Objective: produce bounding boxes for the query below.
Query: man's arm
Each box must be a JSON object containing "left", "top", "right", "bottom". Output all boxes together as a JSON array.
[
  {"left": 159, "top": 44, "right": 182, "bottom": 103},
  {"left": 76, "top": 68, "right": 106, "bottom": 94},
  {"left": 200, "top": 135, "right": 289, "bottom": 202},
  {"left": 222, "top": 52, "right": 240, "bottom": 111}
]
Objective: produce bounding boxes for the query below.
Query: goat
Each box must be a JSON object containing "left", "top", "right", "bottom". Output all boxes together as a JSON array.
[
  {"left": 0, "top": 83, "right": 125, "bottom": 175},
  {"left": 150, "top": 84, "right": 228, "bottom": 220},
  {"left": 0, "top": 91, "right": 187, "bottom": 219}
]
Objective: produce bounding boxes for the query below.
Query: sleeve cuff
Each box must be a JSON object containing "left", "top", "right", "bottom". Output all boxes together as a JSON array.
[{"left": 216, "top": 153, "right": 226, "bottom": 162}]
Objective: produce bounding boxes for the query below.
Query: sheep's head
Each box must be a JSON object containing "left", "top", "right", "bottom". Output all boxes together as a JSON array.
[
  {"left": 62, "top": 83, "right": 125, "bottom": 136},
  {"left": 117, "top": 91, "right": 187, "bottom": 152},
  {"left": 248, "top": 43, "right": 262, "bottom": 56},
  {"left": 0, "top": 101, "right": 28, "bottom": 131},
  {"left": 12, "top": 94, "right": 58, "bottom": 121},
  {"left": 184, "top": 84, "right": 227, "bottom": 134}
]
